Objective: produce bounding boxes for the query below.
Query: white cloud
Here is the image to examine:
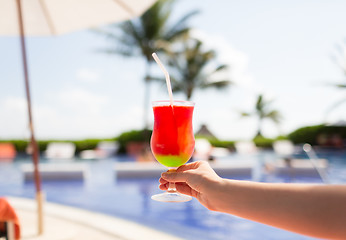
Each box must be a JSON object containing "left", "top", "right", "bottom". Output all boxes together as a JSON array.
[
  {"left": 190, "top": 29, "right": 256, "bottom": 88},
  {"left": 0, "top": 93, "right": 144, "bottom": 139},
  {"left": 32, "top": 104, "right": 143, "bottom": 139},
  {"left": 57, "top": 88, "right": 108, "bottom": 115},
  {"left": 76, "top": 68, "right": 100, "bottom": 83},
  {"left": 0, "top": 97, "right": 29, "bottom": 138}
]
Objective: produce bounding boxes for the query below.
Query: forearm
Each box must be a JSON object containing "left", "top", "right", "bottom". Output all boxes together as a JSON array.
[{"left": 213, "top": 180, "right": 346, "bottom": 239}]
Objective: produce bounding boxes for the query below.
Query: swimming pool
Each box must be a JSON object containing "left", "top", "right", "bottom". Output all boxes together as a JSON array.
[{"left": 1, "top": 149, "right": 345, "bottom": 240}]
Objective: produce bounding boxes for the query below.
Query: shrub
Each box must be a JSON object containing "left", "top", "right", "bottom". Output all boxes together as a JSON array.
[
  {"left": 288, "top": 124, "right": 346, "bottom": 145},
  {"left": 116, "top": 129, "right": 152, "bottom": 154},
  {"left": 208, "top": 139, "right": 235, "bottom": 151},
  {"left": 252, "top": 136, "right": 274, "bottom": 149},
  {"left": 72, "top": 139, "right": 107, "bottom": 153},
  {"left": 0, "top": 140, "right": 28, "bottom": 153}
]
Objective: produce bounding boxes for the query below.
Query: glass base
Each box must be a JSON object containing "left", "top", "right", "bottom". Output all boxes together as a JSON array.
[{"left": 151, "top": 192, "right": 192, "bottom": 202}]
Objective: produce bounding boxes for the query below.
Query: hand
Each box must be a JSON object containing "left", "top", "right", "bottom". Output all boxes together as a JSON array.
[{"left": 159, "top": 161, "right": 223, "bottom": 210}]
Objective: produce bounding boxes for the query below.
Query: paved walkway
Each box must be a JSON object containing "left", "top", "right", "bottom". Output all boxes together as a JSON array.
[{"left": 6, "top": 197, "right": 182, "bottom": 240}]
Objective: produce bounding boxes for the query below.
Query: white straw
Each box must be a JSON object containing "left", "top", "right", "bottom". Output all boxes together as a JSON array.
[{"left": 152, "top": 53, "right": 174, "bottom": 106}]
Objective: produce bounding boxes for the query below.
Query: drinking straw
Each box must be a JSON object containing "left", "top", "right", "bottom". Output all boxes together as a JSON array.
[{"left": 152, "top": 53, "right": 174, "bottom": 106}]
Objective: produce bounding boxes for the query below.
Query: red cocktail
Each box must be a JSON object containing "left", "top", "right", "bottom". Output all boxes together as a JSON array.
[{"left": 150, "top": 100, "right": 195, "bottom": 202}]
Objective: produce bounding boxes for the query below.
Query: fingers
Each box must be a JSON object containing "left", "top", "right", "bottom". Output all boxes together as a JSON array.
[
  {"left": 175, "top": 183, "right": 195, "bottom": 197},
  {"left": 161, "top": 162, "right": 206, "bottom": 182},
  {"left": 159, "top": 182, "right": 195, "bottom": 197},
  {"left": 159, "top": 177, "right": 168, "bottom": 184},
  {"left": 161, "top": 171, "right": 191, "bottom": 183},
  {"left": 176, "top": 161, "right": 204, "bottom": 172}
]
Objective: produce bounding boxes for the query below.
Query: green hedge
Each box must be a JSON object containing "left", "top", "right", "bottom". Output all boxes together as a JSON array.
[
  {"left": 0, "top": 140, "right": 29, "bottom": 153},
  {"left": 116, "top": 129, "right": 152, "bottom": 153},
  {"left": 287, "top": 124, "right": 346, "bottom": 145},
  {"left": 0, "top": 138, "right": 114, "bottom": 154},
  {"left": 252, "top": 136, "right": 275, "bottom": 149},
  {"left": 202, "top": 137, "right": 276, "bottom": 150},
  {"left": 207, "top": 139, "right": 235, "bottom": 150}
]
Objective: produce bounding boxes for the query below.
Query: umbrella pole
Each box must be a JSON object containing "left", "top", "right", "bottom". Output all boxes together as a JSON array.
[{"left": 15, "top": 0, "right": 44, "bottom": 235}]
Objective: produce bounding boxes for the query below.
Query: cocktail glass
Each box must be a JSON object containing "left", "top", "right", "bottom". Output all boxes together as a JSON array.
[{"left": 150, "top": 100, "right": 195, "bottom": 202}]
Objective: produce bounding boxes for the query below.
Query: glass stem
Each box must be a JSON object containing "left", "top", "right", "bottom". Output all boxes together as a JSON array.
[
  {"left": 167, "top": 168, "right": 177, "bottom": 193},
  {"left": 168, "top": 182, "right": 177, "bottom": 193}
]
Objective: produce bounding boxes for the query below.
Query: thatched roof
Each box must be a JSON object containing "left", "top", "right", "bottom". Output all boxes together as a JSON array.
[{"left": 195, "top": 124, "right": 218, "bottom": 140}]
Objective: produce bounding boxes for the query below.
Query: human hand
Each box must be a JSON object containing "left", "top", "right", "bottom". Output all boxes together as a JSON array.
[{"left": 159, "top": 161, "right": 223, "bottom": 210}]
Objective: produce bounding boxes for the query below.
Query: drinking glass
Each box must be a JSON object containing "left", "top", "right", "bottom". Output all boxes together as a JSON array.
[{"left": 150, "top": 100, "right": 195, "bottom": 202}]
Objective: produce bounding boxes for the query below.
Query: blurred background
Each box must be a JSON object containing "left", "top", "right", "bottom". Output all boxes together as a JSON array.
[{"left": 1, "top": 1, "right": 346, "bottom": 240}]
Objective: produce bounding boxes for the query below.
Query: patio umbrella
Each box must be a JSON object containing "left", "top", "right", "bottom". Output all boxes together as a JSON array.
[{"left": 0, "top": 0, "right": 156, "bottom": 235}]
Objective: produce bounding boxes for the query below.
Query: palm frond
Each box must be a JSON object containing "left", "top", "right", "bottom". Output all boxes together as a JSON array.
[
  {"left": 241, "top": 112, "right": 251, "bottom": 117},
  {"left": 213, "top": 64, "right": 229, "bottom": 73},
  {"left": 266, "top": 110, "right": 282, "bottom": 124},
  {"left": 325, "top": 97, "right": 346, "bottom": 116},
  {"left": 165, "top": 10, "right": 200, "bottom": 40},
  {"left": 201, "top": 80, "right": 231, "bottom": 89}
]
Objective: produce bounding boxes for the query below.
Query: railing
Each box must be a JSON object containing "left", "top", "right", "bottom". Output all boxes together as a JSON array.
[{"left": 303, "top": 143, "right": 330, "bottom": 184}]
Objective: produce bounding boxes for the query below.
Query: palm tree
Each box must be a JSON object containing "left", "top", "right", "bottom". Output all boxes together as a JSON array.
[
  {"left": 163, "top": 38, "right": 231, "bottom": 100},
  {"left": 241, "top": 94, "right": 282, "bottom": 138},
  {"left": 97, "top": 0, "right": 198, "bottom": 129}
]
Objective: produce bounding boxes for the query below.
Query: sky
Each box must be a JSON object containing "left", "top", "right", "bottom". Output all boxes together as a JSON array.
[{"left": 1, "top": 0, "right": 346, "bottom": 141}]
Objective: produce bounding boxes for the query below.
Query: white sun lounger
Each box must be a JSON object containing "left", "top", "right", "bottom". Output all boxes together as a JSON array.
[
  {"left": 269, "top": 158, "right": 328, "bottom": 177},
  {"left": 21, "top": 163, "right": 88, "bottom": 181},
  {"left": 45, "top": 142, "right": 76, "bottom": 160}
]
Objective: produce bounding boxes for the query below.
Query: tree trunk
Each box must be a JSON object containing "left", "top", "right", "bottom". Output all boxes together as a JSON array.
[
  {"left": 256, "top": 118, "right": 263, "bottom": 138},
  {"left": 143, "top": 61, "right": 152, "bottom": 131}
]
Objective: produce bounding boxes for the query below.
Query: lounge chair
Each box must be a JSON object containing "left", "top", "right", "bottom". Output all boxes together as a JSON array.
[
  {"left": 273, "top": 140, "right": 295, "bottom": 159},
  {"left": 271, "top": 140, "right": 329, "bottom": 179},
  {"left": 193, "top": 139, "right": 230, "bottom": 161},
  {"left": 45, "top": 142, "right": 76, "bottom": 160},
  {"left": 234, "top": 141, "right": 258, "bottom": 155},
  {"left": 80, "top": 141, "right": 119, "bottom": 159},
  {"left": 193, "top": 139, "right": 212, "bottom": 161},
  {"left": 0, "top": 143, "right": 16, "bottom": 162}
]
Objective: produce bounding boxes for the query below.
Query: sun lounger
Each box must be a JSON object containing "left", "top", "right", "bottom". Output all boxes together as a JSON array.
[
  {"left": 0, "top": 143, "right": 16, "bottom": 162},
  {"left": 193, "top": 139, "right": 212, "bottom": 161},
  {"left": 269, "top": 158, "right": 328, "bottom": 177},
  {"left": 271, "top": 140, "right": 329, "bottom": 178},
  {"left": 273, "top": 140, "right": 296, "bottom": 158},
  {"left": 193, "top": 139, "right": 230, "bottom": 161},
  {"left": 234, "top": 141, "right": 258, "bottom": 155},
  {"left": 21, "top": 163, "right": 88, "bottom": 181},
  {"left": 80, "top": 141, "right": 119, "bottom": 159},
  {"left": 45, "top": 142, "right": 76, "bottom": 160}
]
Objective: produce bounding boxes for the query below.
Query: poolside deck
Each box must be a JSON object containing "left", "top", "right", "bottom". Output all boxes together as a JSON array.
[{"left": 7, "top": 197, "right": 182, "bottom": 240}]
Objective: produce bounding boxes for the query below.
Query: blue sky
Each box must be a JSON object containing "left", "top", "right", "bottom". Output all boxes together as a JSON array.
[{"left": 1, "top": 0, "right": 346, "bottom": 140}]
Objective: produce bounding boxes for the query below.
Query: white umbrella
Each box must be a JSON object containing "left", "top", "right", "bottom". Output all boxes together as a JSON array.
[
  {"left": 0, "top": 0, "right": 156, "bottom": 235},
  {"left": 0, "top": 0, "right": 156, "bottom": 35}
]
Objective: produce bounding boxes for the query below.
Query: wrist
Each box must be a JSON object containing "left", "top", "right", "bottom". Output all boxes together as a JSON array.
[{"left": 212, "top": 178, "right": 238, "bottom": 213}]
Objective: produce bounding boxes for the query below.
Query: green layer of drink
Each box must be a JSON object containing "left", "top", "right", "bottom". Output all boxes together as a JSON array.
[{"left": 155, "top": 154, "right": 189, "bottom": 167}]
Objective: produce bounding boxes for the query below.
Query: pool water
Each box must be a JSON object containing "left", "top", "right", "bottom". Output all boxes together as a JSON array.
[{"left": 1, "top": 150, "right": 345, "bottom": 240}]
